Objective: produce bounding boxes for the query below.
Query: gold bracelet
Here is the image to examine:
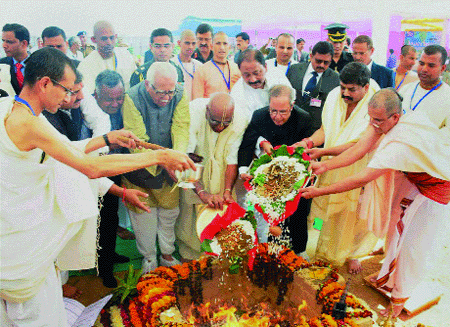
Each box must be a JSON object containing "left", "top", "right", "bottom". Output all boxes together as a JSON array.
[
  {"left": 224, "top": 188, "right": 232, "bottom": 192},
  {"left": 198, "top": 190, "right": 206, "bottom": 194}
]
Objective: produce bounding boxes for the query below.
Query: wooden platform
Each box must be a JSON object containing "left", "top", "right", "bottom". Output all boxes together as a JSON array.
[{"left": 364, "top": 272, "right": 443, "bottom": 320}]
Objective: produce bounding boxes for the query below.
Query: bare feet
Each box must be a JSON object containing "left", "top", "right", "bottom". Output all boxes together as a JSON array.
[
  {"left": 62, "top": 284, "right": 82, "bottom": 299},
  {"left": 370, "top": 247, "right": 385, "bottom": 256},
  {"left": 380, "top": 301, "right": 404, "bottom": 317},
  {"left": 348, "top": 259, "right": 363, "bottom": 274},
  {"left": 117, "top": 226, "right": 136, "bottom": 240}
]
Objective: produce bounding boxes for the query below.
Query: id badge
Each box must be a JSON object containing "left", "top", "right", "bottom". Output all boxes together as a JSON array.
[{"left": 310, "top": 98, "right": 322, "bottom": 107}]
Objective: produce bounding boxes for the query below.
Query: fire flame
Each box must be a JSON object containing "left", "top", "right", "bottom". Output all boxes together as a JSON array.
[{"left": 184, "top": 299, "right": 309, "bottom": 326}]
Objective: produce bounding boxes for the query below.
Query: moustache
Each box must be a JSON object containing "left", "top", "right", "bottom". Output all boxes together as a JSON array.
[
  {"left": 199, "top": 44, "right": 208, "bottom": 48},
  {"left": 341, "top": 95, "right": 353, "bottom": 101},
  {"left": 248, "top": 80, "right": 263, "bottom": 85}
]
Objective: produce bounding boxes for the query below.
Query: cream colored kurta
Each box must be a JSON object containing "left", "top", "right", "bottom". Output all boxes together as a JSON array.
[
  {"left": 192, "top": 60, "right": 241, "bottom": 99},
  {"left": 176, "top": 98, "right": 245, "bottom": 259},
  {"left": 394, "top": 68, "right": 419, "bottom": 90},
  {"left": 172, "top": 57, "right": 203, "bottom": 101},
  {"left": 309, "top": 84, "right": 379, "bottom": 265},
  {"left": 77, "top": 47, "right": 136, "bottom": 94}
]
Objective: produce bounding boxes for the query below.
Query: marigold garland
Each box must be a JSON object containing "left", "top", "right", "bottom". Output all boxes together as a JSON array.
[{"left": 104, "top": 245, "right": 374, "bottom": 326}]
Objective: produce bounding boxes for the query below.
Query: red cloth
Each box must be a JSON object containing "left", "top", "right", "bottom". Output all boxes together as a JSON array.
[
  {"left": 255, "top": 191, "right": 303, "bottom": 226},
  {"left": 15, "top": 63, "right": 24, "bottom": 89},
  {"left": 405, "top": 172, "right": 450, "bottom": 204},
  {"left": 199, "top": 202, "right": 247, "bottom": 241}
]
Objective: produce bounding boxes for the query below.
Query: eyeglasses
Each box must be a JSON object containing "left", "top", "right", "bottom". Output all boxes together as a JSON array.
[
  {"left": 50, "top": 79, "right": 76, "bottom": 96},
  {"left": 206, "top": 114, "right": 233, "bottom": 127},
  {"left": 207, "top": 116, "right": 233, "bottom": 127},
  {"left": 269, "top": 108, "right": 291, "bottom": 117},
  {"left": 365, "top": 113, "right": 395, "bottom": 126},
  {"left": 151, "top": 84, "right": 177, "bottom": 97},
  {"left": 152, "top": 43, "right": 172, "bottom": 49}
]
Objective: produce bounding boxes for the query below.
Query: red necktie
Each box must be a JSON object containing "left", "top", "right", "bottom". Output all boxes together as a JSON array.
[{"left": 16, "top": 62, "right": 24, "bottom": 89}]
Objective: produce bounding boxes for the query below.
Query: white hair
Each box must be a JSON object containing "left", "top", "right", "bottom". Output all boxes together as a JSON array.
[{"left": 145, "top": 62, "right": 177, "bottom": 85}]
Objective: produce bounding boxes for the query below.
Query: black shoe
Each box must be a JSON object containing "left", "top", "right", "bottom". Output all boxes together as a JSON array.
[
  {"left": 100, "top": 274, "right": 118, "bottom": 288},
  {"left": 113, "top": 253, "right": 130, "bottom": 263}
]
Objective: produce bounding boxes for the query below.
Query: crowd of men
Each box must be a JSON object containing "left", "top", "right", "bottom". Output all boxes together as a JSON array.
[{"left": 1, "top": 19, "right": 449, "bottom": 325}]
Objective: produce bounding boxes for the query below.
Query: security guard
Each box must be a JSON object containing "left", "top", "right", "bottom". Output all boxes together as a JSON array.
[{"left": 325, "top": 23, "right": 353, "bottom": 72}]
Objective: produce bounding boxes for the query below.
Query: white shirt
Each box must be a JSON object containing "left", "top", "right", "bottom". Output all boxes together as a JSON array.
[
  {"left": 400, "top": 80, "right": 450, "bottom": 136},
  {"left": 265, "top": 58, "right": 294, "bottom": 79},
  {"left": 79, "top": 94, "right": 111, "bottom": 138}
]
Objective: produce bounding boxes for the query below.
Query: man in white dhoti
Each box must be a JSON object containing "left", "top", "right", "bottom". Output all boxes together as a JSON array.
[
  {"left": 176, "top": 93, "right": 244, "bottom": 260},
  {"left": 0, "top": 47, "right": 194, "bottom": 327},
  {"left": 302, "top": 88, "right": 450, "bottom": 317},
  {"left": 77, "top": 21, "right": 136, "bottom": 94},
  {"left": 305, "top": 62, "right": 380, "bottom": 274}
]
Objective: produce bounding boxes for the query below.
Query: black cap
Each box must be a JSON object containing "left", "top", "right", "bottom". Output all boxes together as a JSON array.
[{"left": 324, "top": 23, "right": 349, "bottom": 42}]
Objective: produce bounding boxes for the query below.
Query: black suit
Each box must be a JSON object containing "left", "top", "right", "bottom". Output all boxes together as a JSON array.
[
  {"left": 287, "top": 63, "right": 340, "bottom": 132},
  {"left": 371, "top": 61, "right": 394, "bottom": 89},
  {"left": 0, "top": 57, "right": 23, "bottom": 95},
  {"left": 238, "top": 106, "right": 313, "bottom": 254}
]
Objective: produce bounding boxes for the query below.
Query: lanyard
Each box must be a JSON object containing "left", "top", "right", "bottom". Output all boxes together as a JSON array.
[
  {"left": 110, "top": 53, "right": 117, "bottom": 71},
  {"left": 14, "top": 95, "right": 36, "bottom": 116},
  {"left": 178, "top": 55, "right": 195, "bottom": 79},
  {"left": 394, "top": 71, "right": 407, "bottom": 90},
  {"left": 409, "top": 81, "right": 442, "bottom": 112},
  {"left": 212, "top": 60, "right": 231, "bottom": 91},
  {"left": 275, "top": 60, "right": 291, "bottom": 76}
]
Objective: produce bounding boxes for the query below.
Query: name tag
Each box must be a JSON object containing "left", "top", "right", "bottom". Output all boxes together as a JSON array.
[{"left": 310, "top": 98, "right": 322, "bottom": 107}]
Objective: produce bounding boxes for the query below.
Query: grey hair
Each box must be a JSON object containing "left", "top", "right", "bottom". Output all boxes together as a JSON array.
[
  {"left": 368, "top": 88, "right": 402, "bottom": 116},
  {"left": 145, "top": 62, "right": 177, "bottom": 85},
  {"left": 268, "top": 84, "right": 296, "bottom": 105}
]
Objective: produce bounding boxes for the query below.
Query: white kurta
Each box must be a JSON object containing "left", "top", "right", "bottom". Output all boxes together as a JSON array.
[
  {"left": 0, "top": 97, "right": 109, "bottom": 306},
  {"left": 230, "top": 73, "right": 291, "bottom": 127},
  {"left": 400, "top": 81, "right": 450, "bottom": 136},
  {"left": 77, "top": 48, "right": 136, "bottom": 94}
]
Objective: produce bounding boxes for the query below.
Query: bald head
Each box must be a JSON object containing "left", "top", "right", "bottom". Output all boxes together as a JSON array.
[
  {"left": 178, "top": 29, "right": 197, "bottom": 60},
  {"left": 93, "top": 21, "right": 114, "bottom": 36},
  {"left": 368, "top": 88, "right": 402, "bottom": 116},
  {"left": 180, "top": 29, "right": 195, "bottom": 41},
  {"left": 92, "top": 21, "right": 116, "bottom": 59},
  {"left": 206, "top": 93, "right": 234, "bottom": 132}
]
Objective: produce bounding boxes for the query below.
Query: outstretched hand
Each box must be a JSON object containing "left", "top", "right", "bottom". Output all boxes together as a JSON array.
[
  {"left": 199, "top": 192, "right": 225, "bottom": 210},
  {"left": 158, "top": 149, "right": 196, "bottom": 172},
  {"left": 299, "top": 186, "right": 323, "bottom": 199},
  {"left": 107, "top": 129, "right": 141, "bottom": 149},
  {"left": 123, "top": 189, "right": 150, "bottom": 212},
  {"left": 240, "top": 173, "right": 253, "bottom": 181},
  {"left": 260, "top": 141, "right": 273, "bottom": 155},
  {"left": 223, "top": 189, "right": 234, "bottom": 204},
  {"left": 310, "top": 161, "right": 328, "bottom": 175},
  {"left": 304, "top": 147, "right": 323, "bottom": 160}
]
